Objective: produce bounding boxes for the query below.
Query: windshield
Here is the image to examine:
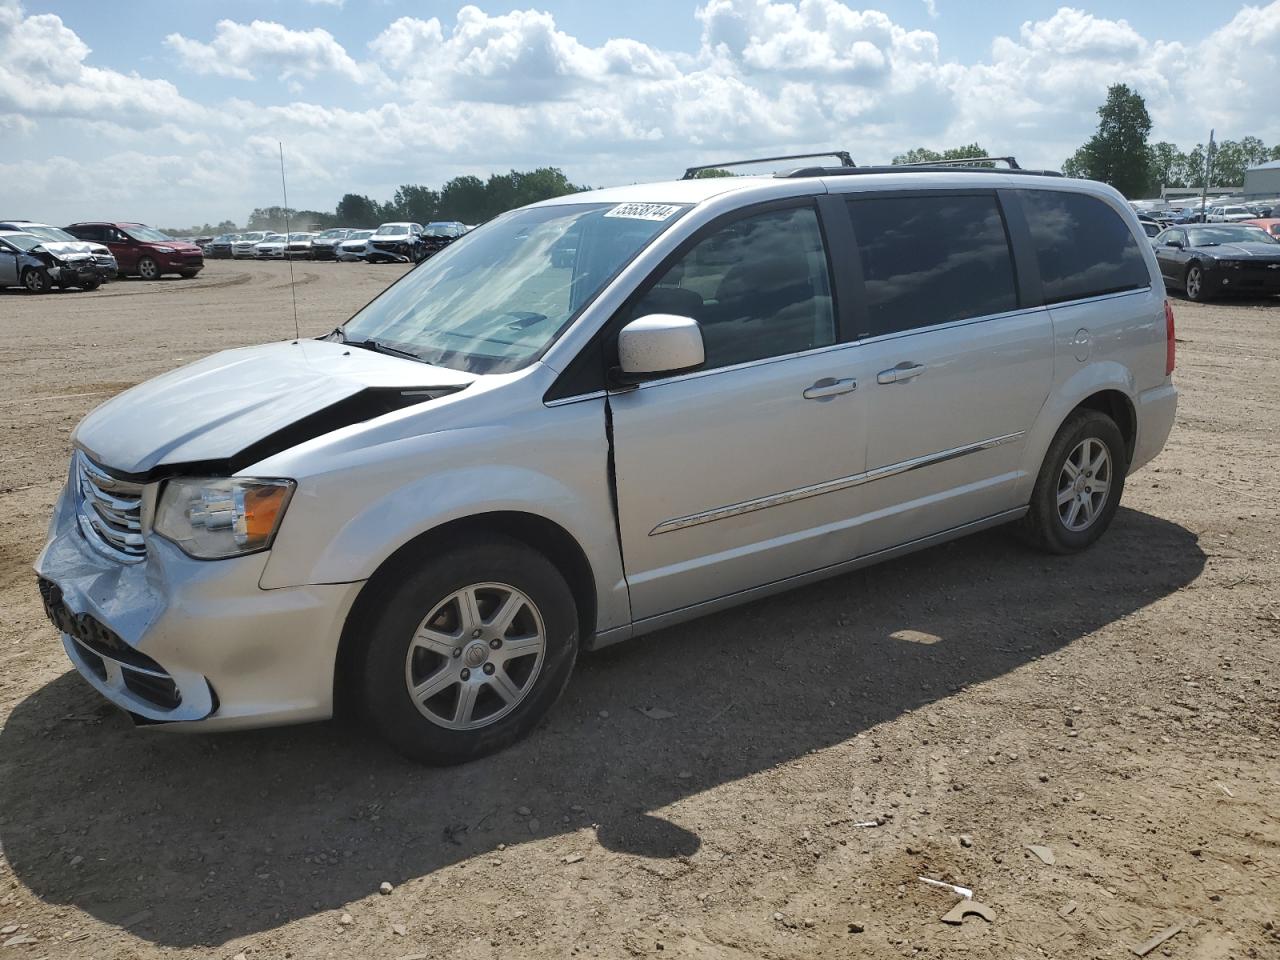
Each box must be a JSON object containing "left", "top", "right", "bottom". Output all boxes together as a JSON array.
[
  {"left": 1187, "top": 225, "right": 1276, "bottom": 245},
  {"left": 316, "top": 229, "right": 347, "bottom": 239},
  {"left": 288, "top": 233, "right": 312, "bottom": 241},
  {"left": 23, "top": 225, "right": 77, "bottom": 243},
  {"left": 340, "top": 201, "right": 687, "bottom": 374},
  {"left": 424, "top": 223, "right": 458, "bottom": 237},
  {"left": 345, "top": 231, "right": 373, "bottom": 241},
  {"left": 122, "top": 225, "right": 173, "bottom": 243},
  {"left": 378, "top": 224, "right": 410, "bottom": 236},
  {"left": 1, "top": 234, "right": 42, "bottom": 252}
]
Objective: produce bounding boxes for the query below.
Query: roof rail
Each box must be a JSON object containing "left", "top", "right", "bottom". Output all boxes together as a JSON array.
[
  {"left": 778, "top": 163, "right": 1063, "bottom": 180},
  {"left": 899, "top": 155, "right": 1022, "bottom": 170},
  {"left": 682, "top": 151, "right": 854, "bottom": 180}
]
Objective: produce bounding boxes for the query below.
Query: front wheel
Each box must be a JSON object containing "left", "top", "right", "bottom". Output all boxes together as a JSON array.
[
  {"left": 359, "top": 537, "right": 579, "bottom": 764},
  {"left": 137, "top": 256, "right": 161, "bottom": 281},
  {"left": 1184, "top": 263, "right": 1209, "bottom": 302},
  {"left": 1016, "top": 409, "right": 1127, "bottom": 554},
  {"left": 22, "top": 267, "right": 50, "bottom": 293}
]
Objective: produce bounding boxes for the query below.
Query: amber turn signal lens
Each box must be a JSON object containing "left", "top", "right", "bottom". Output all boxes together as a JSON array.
[{"left": 241, "top": 484, "right": 290, "bottom": 543}]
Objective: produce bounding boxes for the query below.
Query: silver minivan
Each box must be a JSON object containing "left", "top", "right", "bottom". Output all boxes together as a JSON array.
[{"left": 37, "top": 156, "right": 1178, "bottom": 763}]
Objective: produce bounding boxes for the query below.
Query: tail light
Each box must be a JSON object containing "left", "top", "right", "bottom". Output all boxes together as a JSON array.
[{"left": 1164, "top": 299, "right": 1176, "bottom": 376}]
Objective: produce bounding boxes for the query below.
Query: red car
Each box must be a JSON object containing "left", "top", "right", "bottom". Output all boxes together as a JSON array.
[
  {"left": 63, "top": 222, "right": 204, "bottom": 280},
  {"left": 1243, "top": 218, "right": 1280, "bottom": 240}
]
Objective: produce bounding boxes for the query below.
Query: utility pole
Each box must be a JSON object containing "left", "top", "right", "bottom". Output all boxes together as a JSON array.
[{"left": 1199, "top": 129, "right": 1215, "bottom": 222}]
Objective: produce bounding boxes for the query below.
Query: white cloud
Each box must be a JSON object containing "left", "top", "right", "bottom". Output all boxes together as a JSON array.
[
  {"left": 1, "top": 0, "right": 1279, "bottom": 228},
  {"left": 165, "top": 19, "right": 368, "bottom": 83}
]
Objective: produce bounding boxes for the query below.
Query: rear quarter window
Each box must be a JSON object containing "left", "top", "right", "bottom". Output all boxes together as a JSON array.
[{"left": 1019, "top": 190, "right": 1151, "bottom": 304}]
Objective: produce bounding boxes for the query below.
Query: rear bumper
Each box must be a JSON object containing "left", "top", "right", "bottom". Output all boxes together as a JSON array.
[
  {"left": 35, "top": 482, "right": 364, "bottom": 731},
  {"left": 1131, "top": 381, "right": 1178, "bottom": 473}
]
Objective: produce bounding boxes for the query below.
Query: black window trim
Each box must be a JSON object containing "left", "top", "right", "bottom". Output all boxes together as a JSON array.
[
  {"left": 841, "top": 187, "right": 1027, "bottom": 338},
  {"left": 544, "top": 193, "right": 842, "bottom": 402}
]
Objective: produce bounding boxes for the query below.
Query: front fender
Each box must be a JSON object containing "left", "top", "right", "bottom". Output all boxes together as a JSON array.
[{"left": 1014, "top": 360, "right": 1136, "bottom": 502}]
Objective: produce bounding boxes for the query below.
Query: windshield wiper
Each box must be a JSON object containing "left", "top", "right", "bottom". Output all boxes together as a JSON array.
[{"left": 339, "top": 334, "right": 428, "bottom": 363}]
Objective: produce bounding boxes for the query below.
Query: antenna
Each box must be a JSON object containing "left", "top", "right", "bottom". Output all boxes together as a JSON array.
[{"left": 278, "top": 141, "right": 301, "bottom": 341}]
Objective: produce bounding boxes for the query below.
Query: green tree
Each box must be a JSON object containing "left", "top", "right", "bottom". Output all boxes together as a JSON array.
[
  {"left": 246, "top": 206, "right": 298, "bottom": 232},
  {"left": 1210, "top": 136, "right": 1272, "bottom": 185},
  {"left": 892, "top": 143, "right": 990, "bottom": 165},
  {"left": 385, "top": 184, "right": 440, "bottom": 223},
  {"left": 437, "top": 175, "right": 488, "bottom": 223},
  {"left": 1062, "top": 84, "right": 1153, "bottom": 197},
  {"left": 335, "top": 193, "right": 381, "bottom": 227},
  {"left": 1148, "top": 141, "right": 1186, "bottom": 189}
]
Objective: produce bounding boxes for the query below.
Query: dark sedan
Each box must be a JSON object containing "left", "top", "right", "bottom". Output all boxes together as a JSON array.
[{"left": 1153, "top": 223, "right": 1280, "bottom": 301}]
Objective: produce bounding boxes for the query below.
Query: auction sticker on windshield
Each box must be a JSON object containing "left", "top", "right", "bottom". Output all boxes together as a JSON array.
[{"left": 604, "top": 203, "right": 682, "bottom": 221}]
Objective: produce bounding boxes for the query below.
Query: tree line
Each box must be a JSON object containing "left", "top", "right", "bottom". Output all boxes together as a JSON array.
[{"left": 159, "top": 167, "right": 584, "bottom": 237}]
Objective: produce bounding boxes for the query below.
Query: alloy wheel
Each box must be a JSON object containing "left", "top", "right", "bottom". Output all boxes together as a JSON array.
[
  {"left": 1056, "top": 437, "right": 1112, "bottom": 532},
  {"left": 23, "top": 270, "right": 47, "bottom": 293},
  {"left": 138, "top": 257, "right": 159, "bottom": 280},
  {"left": 403, "top": 582, "right": 546, "bottom": 731},
  {"left": 1186, "top": 265, "right": 1201, "bottom": 300}
]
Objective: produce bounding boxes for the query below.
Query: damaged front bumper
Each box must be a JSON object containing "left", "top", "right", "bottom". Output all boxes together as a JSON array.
[{"left": 34, "top": 478, "right": 364, "bottom": 730}]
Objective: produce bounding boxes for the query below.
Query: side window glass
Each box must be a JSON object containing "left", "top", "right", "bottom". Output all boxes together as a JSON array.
[
  {"left": 1020, "top": 190, "right": 1150, "bottom": 304},
  {"left": 846, "top": 194, "right": 1018, "bottom": 335},
  {"left": 630, "top": 206, "right": 835, "bottom": 371}
]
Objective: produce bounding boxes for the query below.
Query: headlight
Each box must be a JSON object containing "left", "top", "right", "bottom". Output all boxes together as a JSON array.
[
  {"left": 154, "top": 477, "right": 295, "bottom": 559},
  {"left": 153, "top": 246, "right": 175, "bottom": 253},
  {"left": 1218, "top": 260, "right": 1240, "bottom": 269}
]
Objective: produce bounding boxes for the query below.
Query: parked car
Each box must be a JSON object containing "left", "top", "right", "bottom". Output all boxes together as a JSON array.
[
  {"left": 232, "top": 232, "right": 272, "bottom": 259},
  {"left": 254, "top": 234, "right": 288, "bottom": 259},
  {"left": 207, "top": 234, "right": 239, "bottom": 259},
  {"left": 421, "top": 221, "right": 468, "bottom": 257},
  {"left": 285, "top": 232, "right": 317, "bottom": 259},
  {"left": 1242, "top": 218, "right": 1280, "bottom": 240},
  {"left": 35, "top": 162, "right": 1178, "bottom": 763},
  {"left": 1153, "top": 223, "right": 1280, "bottom": 301},
  {"left": 0, "top": 221, "right": 117, "bottom": 282},
  {"left": 309, "top": 228, "right": 354, "bottom": 260},
  {"left": 366, "top": 222, "right": 426, "bottom": 262},
  {"left": 0, "top": 230, "right": 100, "bottom": 292},
  {"left": 1206, "top": 205, "right": 1256, "bottom": 223},
  {"left": 336, "top": 229, "right": 374, "bottom": 261},
  {"left": 64, "top": 222, "right": 203, "bottom": 280}
]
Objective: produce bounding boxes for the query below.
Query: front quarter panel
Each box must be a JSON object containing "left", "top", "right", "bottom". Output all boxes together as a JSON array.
[{"left": 257, "top": 392, "right": 630, "bottom": 633}]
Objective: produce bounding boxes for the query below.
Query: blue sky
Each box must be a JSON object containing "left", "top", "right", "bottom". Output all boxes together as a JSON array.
[{"left": 3, "top": 0, "right": 1278, "bottom": 226}]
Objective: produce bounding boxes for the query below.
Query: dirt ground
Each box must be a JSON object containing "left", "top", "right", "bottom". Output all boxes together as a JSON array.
[{"left": 0, "top": 260, "right": 1277, "bottom": 960}]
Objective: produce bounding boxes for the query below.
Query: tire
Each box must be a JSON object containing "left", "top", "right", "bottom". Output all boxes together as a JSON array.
[
  {"left": 179, "top": 270, "right": 198, "bottom": 279},
  {"left": 137, "top": 256, "right": 161, "bottom": 281},
  {"left": 1184, "top": 262, "right": 1209, "bottom": 302},
  {"left": 82, "top": 279, "right": 101, "bottom": 291},
  {"left": 359, "top": 536, "right": 579, "bottom": 765},
  {"left": 21, "top": 267, "right": 50, "bottom": 294},
  {"left": 1016, "top": 409, "right": 1127, "bottom": 554}
]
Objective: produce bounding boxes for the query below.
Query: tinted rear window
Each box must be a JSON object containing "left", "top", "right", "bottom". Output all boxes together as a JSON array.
[
  {"left": 845, "top": 194, "right": 1018, "bottom": 335},
  {"left": 1019, "top": 190, "right": 1150, "bottom": 304}
]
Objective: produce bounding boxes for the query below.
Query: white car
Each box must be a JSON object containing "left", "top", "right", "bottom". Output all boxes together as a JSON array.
[
  {"left": 336, "top": 229, "right": 374, "bottom": 261},
  {"left": 232, "top": 232, "right": 272, "bottom": 258},
  {"left": 285, "top": 232, "right": 317, "bottom": 259},
  {"left": 1207, "top": 205, "right": 1256, "bottom": 223},
  {"left": 36, "top": 155, "right": 1178, "bottom": 764},
  {"left": 253, "top": 234, "right": 288, "bottom": 258}
]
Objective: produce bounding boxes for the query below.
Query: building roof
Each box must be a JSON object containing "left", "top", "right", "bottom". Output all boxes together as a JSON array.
[{"left": 1247, "top": 160, "right": 1280, "bottom": 171}]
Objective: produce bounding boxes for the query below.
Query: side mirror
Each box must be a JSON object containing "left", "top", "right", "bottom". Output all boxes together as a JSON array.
[
  {"left": 616, "top": 314, "right": 705, "bottom": 381},
  {"left": 1165, "top": 239, "right": 1184, "bottom": 249}
]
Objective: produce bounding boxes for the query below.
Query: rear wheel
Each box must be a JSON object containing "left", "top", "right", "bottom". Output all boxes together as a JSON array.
[
  {"left": 137, "top": 256, "right": 161, "bottom": 280},
  {"left": 359, "top": 537, "right": 579, "bottom": 764},
  {"left": 22, "top": 267, "right": 50, "bottom": 293},
  {"left": 1017, "top": 409, "right": 1127, "bottom": 554},
  {"left": 1184, "top": 263, "right": 1209, "bottom": 302}
]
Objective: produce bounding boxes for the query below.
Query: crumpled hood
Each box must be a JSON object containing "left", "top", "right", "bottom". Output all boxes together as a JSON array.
[
  {"left": 74, "top": 339, "right": 475, "bottom": 478},
  {"left": 36, "top": 240, "right": 105, "bottom": 260}
]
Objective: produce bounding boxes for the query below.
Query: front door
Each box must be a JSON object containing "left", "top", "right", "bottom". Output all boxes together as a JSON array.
[
  {"left": 609, "top": 202, "right": 868, "bottom": 620},
  {"left": 0, "top": 244, "right": 18, "bottom": 287}
]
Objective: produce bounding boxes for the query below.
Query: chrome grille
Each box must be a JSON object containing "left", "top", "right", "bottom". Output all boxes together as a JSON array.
[{"left": 74, "top": 452, "right": 146, "bottom": 563}]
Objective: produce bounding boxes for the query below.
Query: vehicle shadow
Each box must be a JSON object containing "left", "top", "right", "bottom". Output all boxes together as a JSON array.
[{"left": 0, "top": 507, "right": 1204, "bottom": 948}]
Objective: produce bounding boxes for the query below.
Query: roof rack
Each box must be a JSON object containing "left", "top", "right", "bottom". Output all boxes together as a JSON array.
[
  {"left": 682, "top": 151, "right": 854, "bottom": 180},
  {"left": 900, "top": 155, "right": 1023, "bottom": 170},
  {"left": 778, "top": 162, "right": 1063, "bottom": 180}
]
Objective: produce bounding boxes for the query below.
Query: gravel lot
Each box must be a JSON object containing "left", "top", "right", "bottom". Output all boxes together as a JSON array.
[{"left": 1, "top": 260, "right": 1277, "bottom": 959}]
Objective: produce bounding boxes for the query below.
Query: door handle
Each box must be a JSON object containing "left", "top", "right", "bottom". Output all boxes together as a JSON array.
[
  {"left": 802, "top": 377, "right": 857, "bottom": 400},
  {"left": 877, "top": 362, "right": 927, "bottom": 385}
]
